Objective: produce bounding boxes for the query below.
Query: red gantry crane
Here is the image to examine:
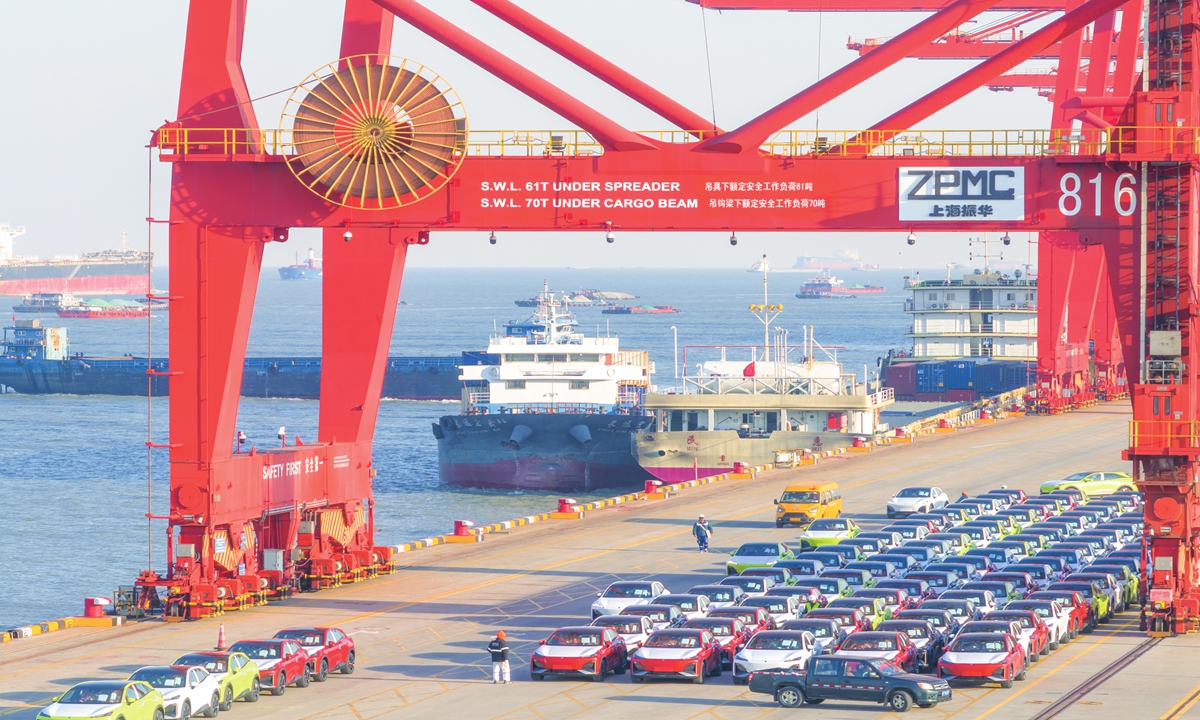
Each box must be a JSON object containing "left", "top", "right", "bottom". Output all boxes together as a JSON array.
[{"left": 143, "top": 0, "right": 1198, "bottom": 634}]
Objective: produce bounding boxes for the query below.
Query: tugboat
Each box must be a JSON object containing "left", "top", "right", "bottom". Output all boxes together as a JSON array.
[
  {"left": 278, "top": 248, "right": 322, "bottom": 280},
  {"left": 433, "top": 284, "right": 655, "bottom": 491},
  {"left": 635, "top": 257, "right": 894, "bottom": 482}
]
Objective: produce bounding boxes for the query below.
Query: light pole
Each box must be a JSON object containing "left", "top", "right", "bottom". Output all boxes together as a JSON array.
[{"left": 670, "top": 325, "right": 678, "bottom": 380}]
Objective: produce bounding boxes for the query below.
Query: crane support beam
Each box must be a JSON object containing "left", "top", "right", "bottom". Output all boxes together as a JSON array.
[
  {"left": 856, "top": 0, "right": 1127, "bottom": 150},
  {"left": 698, "top": 0, "right": 1004, "bottom": 153},
  {"left": 371, "top": 0, "right": 655, "bottom": 151},
  {"left": 469, "top": 0, "right": 720, "bottom": 137}
]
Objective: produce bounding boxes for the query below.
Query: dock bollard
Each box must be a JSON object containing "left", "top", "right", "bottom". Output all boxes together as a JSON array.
[
  {"left": 444, "top": 519, "right": 483, "bottom": 543},
  {"left": 848, "top": 437, "right": 871, "bottom": 452},
  {"left": 83, "top": 597, "right": 111, "bottom": 619},
  {"left": 644, "top": 480, "right": 670, "bottom": 500},
  {"left": 551, "top": 497, "right": 584, "bottom": 520}
]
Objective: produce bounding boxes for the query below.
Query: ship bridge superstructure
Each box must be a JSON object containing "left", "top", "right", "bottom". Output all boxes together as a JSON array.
[
  {"left": 904, "top": 271, "right": 1038, "bottom": 361},
  {"left": 459, "top": 292, "right": 650, "bottom": 415}
]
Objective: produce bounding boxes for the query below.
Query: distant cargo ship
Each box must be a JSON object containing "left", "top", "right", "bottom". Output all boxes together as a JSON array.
[
  {"left": 278, "top": 248, "right": 322, "bottom": 280},
  {"left": 0, "top": 320, "right": 462, "bottom": 399},
  {"left": 796, "top": 271, "right": 885, "bottom": 298},
  {"left": 433, "top": 285, "right": 654, "bottom": 491},
  {"left": 0, "top": 226, "right": 150, "bottom": 296},
  {"left": 601, "top": 305, "right": 680, "bottom": 315},
  {"left": 515, "top": 288, "right": 636, "bottom": 307}
]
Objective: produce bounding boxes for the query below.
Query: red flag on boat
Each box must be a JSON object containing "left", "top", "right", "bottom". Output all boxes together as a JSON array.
[{"left": 743, "top": 362, "right": 755, "bottom": 377}]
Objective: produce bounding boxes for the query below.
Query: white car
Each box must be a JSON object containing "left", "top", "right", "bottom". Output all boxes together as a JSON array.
[
  {"left": 688, "top": 584, "right": 746, "bottom": 609},
  {"left": 731, "top": 630, "right": 816, "bottom": 684},
  {"left": 652, "top": 594, "right": 711, "bottom": 621},
  {"left": 591, "top": 581, "right": 667, "bottom": 618},
  {"left": 591, "top": 614, "right": 654, "bottom": 654},
  {"left": 738, "top": 595, "right": 801, "bottom": 627},
  {"left": 887, "top": 486, "right": 950, "bottom": 518},
  {"left": 1008, "top": 601, "right": 1071, "bottom": 648},
  {"left": 129, "top": 665, "right": 221, "bottom": 720}
]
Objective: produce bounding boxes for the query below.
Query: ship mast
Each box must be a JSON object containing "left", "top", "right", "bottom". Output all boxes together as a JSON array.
[{"left": 749, "top": 254, "right": 783, "bottom": 362}]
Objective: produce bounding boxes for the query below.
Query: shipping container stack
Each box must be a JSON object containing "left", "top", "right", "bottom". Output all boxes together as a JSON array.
[
  {"left": 885, "top": 363, "right": 918, "bottom": 401},
  {"left": 884, "top": 359, "right": 1035, "bottom": 403},
  {"left": 915, "top": 361, "right": 948, "bottom": 402}
]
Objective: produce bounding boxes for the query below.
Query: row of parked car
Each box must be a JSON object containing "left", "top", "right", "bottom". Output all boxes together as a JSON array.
[
  {"left": 37, "top": 627, "right": 355, "bottom": 720},
  {"left": 526, "top": 481, "right": 1144, "bottom": 714}
]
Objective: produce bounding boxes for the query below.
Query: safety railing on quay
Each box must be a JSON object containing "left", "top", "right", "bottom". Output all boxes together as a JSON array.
[{"left": 156, "top": 126, "right": 1200, "bottom": 160}]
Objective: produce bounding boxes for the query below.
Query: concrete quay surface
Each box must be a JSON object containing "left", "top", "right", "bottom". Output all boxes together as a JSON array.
[{"left": 4, "top": 402, "right": 1200, "bottom": 720}]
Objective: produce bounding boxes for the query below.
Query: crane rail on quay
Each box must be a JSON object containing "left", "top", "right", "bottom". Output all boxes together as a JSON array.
[{"left": 7, "top": 0, "right": 1200, "bottom": 712}]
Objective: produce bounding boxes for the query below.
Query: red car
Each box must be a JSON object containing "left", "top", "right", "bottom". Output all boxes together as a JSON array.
[
  {"left": 707, "top": 606, "right": 772, "bottom": 634},
  {"left": 273, "top": 627, "right": 355, "bottom": 681},
  {"left": 683, "top": 617, "right": 751, "bottom": 668},
  {"left": 1029, "top": 589, "right": 1093, "bottom": 635},
  {"left": 630, "top": 628, "right": 723, "bottom": 684},
  {"left": 938, "top": 632, "right": 1027, "bottom": 688},
  {"left": 802, "top": 607, "right": 871, "bottom": 636},
  {"left": 986, "top": 609, "right": 1051, "bottom": 657},
  {"left": 530, "top": 626, "right": 627, "bottom": 681},
  {"left": 227, "top": 639, "right": 310, "bottom": 695},
  {"left": 837, "top": 631, "right": 920, "bottom": 672}
]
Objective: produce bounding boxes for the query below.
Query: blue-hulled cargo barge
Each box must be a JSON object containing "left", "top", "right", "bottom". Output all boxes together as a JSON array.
[{"left": 0, "top": 320, "right": 462, "bottom": 399}]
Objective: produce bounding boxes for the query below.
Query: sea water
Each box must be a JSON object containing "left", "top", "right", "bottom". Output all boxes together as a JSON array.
[{"left": 0, "top": 266, "right": 915, "bottom": 628}]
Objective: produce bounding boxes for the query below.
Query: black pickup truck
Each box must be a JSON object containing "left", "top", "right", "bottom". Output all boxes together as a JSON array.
[{"left": 748, "top": 654, "right": 952, "bottom": 712}]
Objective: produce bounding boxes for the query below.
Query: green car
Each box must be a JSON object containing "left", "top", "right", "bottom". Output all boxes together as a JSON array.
[
  {"left": 727, "top": 541, "right": 795, "bottom": 575},
  {"left": 38, "top": 680, "right": 164, "bottom": 720},
  {"left": 798, "top": 518, "right": 860, "bottom": 549},
  {"left": 977, "top": 514, "right": 1021, "bottom": 535},
  {"left": 1040, "top": 471, "right": 1136, "bottom": 498},
  {"left": 828, "top": 596, "right": 892, "bottom": 628},
  {"left": 1051, "top": 581, "right": 1111, "bottom": 622},
  {"left": 174, "top": 651, "right": 261, "bottom": 709},
  {"left": 1091, "top": 564, "right": 1139, "bottom": 606},
  {"left": 926, "top": 531, "right": 975, "bottom": 555}
]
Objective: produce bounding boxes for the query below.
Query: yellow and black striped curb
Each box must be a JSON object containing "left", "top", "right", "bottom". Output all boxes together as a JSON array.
[
  {"left": 390, "top": 465, "right": 776, "bottom": 554},
  {"left": 389, "top": 396, "right": 1023, "bottom": 555}
]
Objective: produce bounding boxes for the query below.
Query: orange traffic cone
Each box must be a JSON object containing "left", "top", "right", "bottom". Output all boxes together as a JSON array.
[{"left": 216, "top": 624, "right": 227, "bottom": 651}]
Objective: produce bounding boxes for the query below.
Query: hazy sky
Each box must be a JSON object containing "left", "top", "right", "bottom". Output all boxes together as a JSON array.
[{"left": 0, "top": 1, "right": 1057, "bottom": 268}]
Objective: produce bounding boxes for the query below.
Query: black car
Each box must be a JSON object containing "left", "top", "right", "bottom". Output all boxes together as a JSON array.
[
  {"left": 878, "top": 619, "right": 947, "bottom": 672},
  {"left": 749, "top": 654, "right": 951, "bottom": 711}
]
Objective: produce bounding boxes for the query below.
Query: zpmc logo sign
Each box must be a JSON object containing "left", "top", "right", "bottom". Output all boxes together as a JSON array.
[{"left": 898, "top": 167, "right": 1025, "bottom": 222}]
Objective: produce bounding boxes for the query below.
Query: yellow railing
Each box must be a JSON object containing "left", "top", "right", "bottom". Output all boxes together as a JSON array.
[
  {"left": 155, "top": 126, "right": 1200, "bottom": 159},
  {"left": 1129, "top": 420, "right": 1200, "bottom": 452},
  {"left": 463, "top": 130, "right": 602, "bottom": 157}
]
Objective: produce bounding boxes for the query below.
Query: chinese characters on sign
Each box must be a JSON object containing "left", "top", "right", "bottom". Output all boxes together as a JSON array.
[{"left": 898, "top": 167, "right": 1025, "bottom": 222}]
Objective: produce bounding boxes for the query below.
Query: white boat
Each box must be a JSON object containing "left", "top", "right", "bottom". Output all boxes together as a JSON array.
[{"left": 635, "top": 257, "right": 893, "bottom": 482}]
